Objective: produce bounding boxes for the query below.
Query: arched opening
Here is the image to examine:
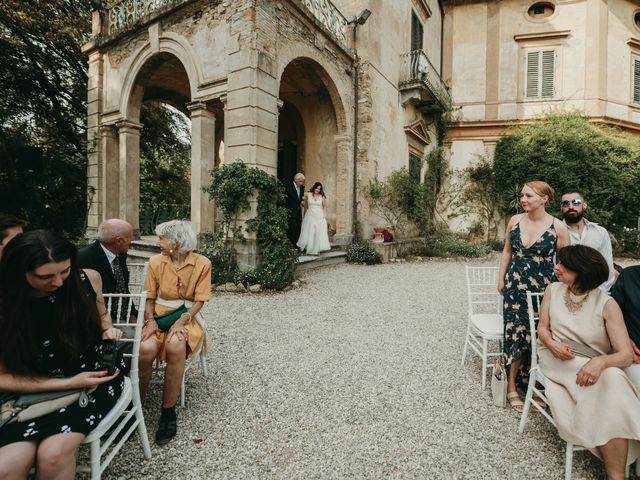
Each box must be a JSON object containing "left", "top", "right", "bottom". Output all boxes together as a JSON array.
[
  {"left": 278, "top": 58, "right": 342, "bottom": 238},
  {"left": 133, "top": 54, "right": 192, "bottom": 235},
  {"left": 120, "top": 51, "right": 222, "bottom": 235}
]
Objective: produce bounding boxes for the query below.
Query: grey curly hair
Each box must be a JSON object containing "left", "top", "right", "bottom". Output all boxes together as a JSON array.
[{"left": 155, "top": 220, "right": 197, "bottom": 253}]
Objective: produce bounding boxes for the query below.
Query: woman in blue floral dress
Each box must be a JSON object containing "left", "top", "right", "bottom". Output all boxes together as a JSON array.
[
  {"left": 0, "top": 230, "right": 125, "bottom": 479},
  {"left": 498, "top": 181, "right": 569, "bottom": 412}
]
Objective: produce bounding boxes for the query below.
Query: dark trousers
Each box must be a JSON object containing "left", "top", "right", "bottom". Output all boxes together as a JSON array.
[{"left": 287, "top": 210, "right": 302, "bottom": 245}]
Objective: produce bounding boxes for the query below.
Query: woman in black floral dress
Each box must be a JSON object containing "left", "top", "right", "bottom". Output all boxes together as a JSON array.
[
  {"left": 0, "top": 230, "right": 126, "bottom": 479},
  {"left": 497, "top": 181, "right": 569, "bottom": 412}
]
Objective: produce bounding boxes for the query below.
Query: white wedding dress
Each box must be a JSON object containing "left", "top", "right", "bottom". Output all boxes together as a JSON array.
[{"left": 296, "top": 193, "right": 331, "bottom": 255}]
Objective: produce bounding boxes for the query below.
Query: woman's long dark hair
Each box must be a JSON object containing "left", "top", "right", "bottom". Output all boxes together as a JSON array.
[
  {"left": 309, "top": 182, "right": 326, "bottom": 198},
  {"left": 0, "top": 230, "right": 102, "bottom": 376}
]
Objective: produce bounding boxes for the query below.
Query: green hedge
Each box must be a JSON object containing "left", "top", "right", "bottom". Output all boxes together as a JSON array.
[
  {"left": 346, "top": 241, "right": 383, "bottom": 264},
  {"left": 493, "top": 113, "right": 640, "bottom": 254}
]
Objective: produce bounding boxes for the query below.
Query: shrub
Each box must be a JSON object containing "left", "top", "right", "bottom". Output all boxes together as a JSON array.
[
  {"left": 197, "top": 231, "right": 238, "bottom": 284},
  {"left": 493, "top": 113, "right": 640, "bottom": 245},
  {"left": 368, "top": 167, "right": 425, "bottom": 238},
  {"left": 203, "top": 161, "right": 298, "bottom": 290},
  {"left": 346, "top": 241, "right": 383, "bottom": 264},
  {"left": 415, "top": 233, "right": 493, "bottom": 258}
]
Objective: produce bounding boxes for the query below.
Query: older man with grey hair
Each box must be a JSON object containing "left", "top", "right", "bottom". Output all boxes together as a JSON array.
[
  {"left": 285, "top": 173, "right": 305, "bottom": 245},
  {"left": 78, "top": 219, "right": 136, "bottom": 320}
]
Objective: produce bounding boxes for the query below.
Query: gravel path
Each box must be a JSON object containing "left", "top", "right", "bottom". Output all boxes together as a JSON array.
[{"left": 102, "top": 259, "right": 640, "bottom": 479}]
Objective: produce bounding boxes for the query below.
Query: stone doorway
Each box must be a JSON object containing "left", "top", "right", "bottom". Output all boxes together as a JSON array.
[{"left": 278, "top": 58, "right": 343, "bottom": 238}]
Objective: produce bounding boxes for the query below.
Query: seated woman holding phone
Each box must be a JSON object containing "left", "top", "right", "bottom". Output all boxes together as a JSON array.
[
  {"left": 138, "top": 220, "right": 211, "bottom": 446},
  {"left": 0, "top": 230, "right": 124, "bottom": 479},
  {"left": 538, "top": 245, "right": 640, "bottom": 479}
]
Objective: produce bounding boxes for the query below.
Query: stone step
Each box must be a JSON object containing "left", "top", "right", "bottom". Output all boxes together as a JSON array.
[
  {"left": 128, "top": 238, "right": 348, "bottom": 273},
  {"left": 296, "top": 249, "right": 347, "bottom": 273}
]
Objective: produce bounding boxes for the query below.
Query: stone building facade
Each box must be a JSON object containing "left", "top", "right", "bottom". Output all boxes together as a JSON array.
[
  {"left": 443, "top": 0, "right": 640, "bottom": 173},
  {"left": 83, "top": 0, "right": 449, "bottom": 259}
]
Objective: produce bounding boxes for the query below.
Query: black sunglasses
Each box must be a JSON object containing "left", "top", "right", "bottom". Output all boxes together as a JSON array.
[{"left": 560, "top": 199, "right": 584, "bottom": 208}]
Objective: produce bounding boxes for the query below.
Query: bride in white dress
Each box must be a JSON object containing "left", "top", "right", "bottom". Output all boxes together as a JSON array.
[{"left": 296, "top": 182, "right": 331, "bottom": 255}]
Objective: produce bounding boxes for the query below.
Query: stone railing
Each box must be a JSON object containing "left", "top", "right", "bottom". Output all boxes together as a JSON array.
[
  {"left": 399, "top": 49, "right": 452, "bottom": 111},
  {"left": 106, "top": 0, "right": 190, "bottom": 36},
  {"left": 301, "top": 0, "right": 348, "bottom": 46}
]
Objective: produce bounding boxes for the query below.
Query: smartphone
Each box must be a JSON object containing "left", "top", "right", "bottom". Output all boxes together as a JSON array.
[{"left": 101, "top": 340, "right": 118, "bottom": 375}]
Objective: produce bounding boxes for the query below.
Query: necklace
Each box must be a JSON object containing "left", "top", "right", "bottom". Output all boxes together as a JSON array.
[{"left": 563, "top": 287, "right": 590, "bottom": 314}]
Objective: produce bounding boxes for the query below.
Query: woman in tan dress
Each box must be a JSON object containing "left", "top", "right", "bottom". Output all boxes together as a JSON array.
[
  {"left": 138, "top": 220, "right": 212, "bottom": 446},
  {"left": 538, "top": 245, "right": 640, "bottom": 479}
]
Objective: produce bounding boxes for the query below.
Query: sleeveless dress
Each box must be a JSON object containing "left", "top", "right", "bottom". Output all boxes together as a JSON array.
[
  {"left": 539, "top": 283, "right": 640, "bottom": 464},
  {"left": 503, "top": 221, "right": 557, "bottom": 391},
  {"left": 0, "top": 273, "right": 126, "bottom": 447},
  {"left": 297, "top": 193, "right": 331, "bottom": 255}
]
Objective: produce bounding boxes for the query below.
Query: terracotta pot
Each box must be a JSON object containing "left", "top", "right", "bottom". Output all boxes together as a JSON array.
[{"left": 373, "top": 227, "right": 384, "bottom": 243}]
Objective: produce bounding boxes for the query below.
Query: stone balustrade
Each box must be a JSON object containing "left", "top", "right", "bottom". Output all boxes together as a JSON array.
[
  {"left": 300, "top": 0, "right": 348, "bottom": 46},
  {"left": 106, "top": 0, "right": 191, "bottom": 36}
]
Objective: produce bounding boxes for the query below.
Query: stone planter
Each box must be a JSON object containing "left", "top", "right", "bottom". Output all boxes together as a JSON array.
[{"left": 372, "top": 227, "right": 385, "bottom": 243}]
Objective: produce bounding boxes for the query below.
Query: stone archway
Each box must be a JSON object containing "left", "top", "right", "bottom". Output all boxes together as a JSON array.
[
  {"left": 101, "top": 48, "right": 219, "bottom": 235},
  {"left": 278, "top": 57, "right": 348, "bottom": 241}
]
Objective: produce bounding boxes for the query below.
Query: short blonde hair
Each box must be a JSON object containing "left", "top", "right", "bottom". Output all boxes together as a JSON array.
[
  {"left": 524, "top": 180, "right": 554, "bottom": 204},
  {"left": 155, "top": 220, "right": 197, "bottom": 253}
]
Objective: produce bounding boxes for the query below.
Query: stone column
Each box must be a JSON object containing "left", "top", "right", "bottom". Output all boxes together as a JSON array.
[
  {"left": 333, "top": 134, "right": 353, "bottom": 245},
  {"left": 116, "top": 120, "right": 142, "bottom": 234},
  {"left": 84, "top": 47, "right": 103, "bottom": 237},
  {"left": 187, "top": 101, "right": 216, "bottom": 233},
  {"left": 100, "top": 125, "right": 120, "bottom": 219}
]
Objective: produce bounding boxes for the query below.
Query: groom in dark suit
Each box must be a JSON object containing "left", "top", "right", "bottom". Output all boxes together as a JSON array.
[
  {"left": 285, "top": 173, "right": 305, "bottom": 245},
  {"left": 78, "top": 218, "right": 136, "bottom": 321}
]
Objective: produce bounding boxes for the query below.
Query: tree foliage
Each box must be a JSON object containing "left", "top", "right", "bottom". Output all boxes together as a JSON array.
[
  {"left": 493, "top": 114, "right": 640, "bottom": 242},
  {"left": 0, "top": 3, "right": 193, "bottom": 239},
  {"left": 139, "top": 102, "right": 191, "bottom": 206},
  {"left": 0, "top": 0, "right": 91, "bottom": 238}
]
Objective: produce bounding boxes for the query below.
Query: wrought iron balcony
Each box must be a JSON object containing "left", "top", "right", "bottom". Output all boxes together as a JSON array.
[
  {"left": 399, "top": 50, "right": 452, "bottom": 112},
  {"left": 106, "top": 0, "right": 192, "bottom": 37}
]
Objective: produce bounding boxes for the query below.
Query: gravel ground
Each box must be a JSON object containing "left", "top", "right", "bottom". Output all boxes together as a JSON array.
[{"left": 99, "top": 258, "right": 640, "bottom": 480}]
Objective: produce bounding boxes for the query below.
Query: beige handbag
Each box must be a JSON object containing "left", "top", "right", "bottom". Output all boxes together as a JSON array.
[{"left": 491, "top": 359, "right": 507, "bottom": 408}]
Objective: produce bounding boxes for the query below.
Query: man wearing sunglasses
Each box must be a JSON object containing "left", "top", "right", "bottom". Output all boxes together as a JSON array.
[{"left": 560, "top": 189, "right": 615, "bottom": 291}]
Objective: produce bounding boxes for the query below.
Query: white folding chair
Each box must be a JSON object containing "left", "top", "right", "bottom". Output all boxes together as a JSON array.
[
  {"left": 180, "top": 330, "right": 208, "bottom": 407},
  {"left": 462, "top": 266, "right": 503, "bottom": 389},
  {"left": 127, "top": 262, "right": 149, "bottom": 294},
  {"left": 77, "top": 292, "right": 152, "bottom": 479},
  {"left": 518, "top": 291, "right": 590, "bottom": 480}
]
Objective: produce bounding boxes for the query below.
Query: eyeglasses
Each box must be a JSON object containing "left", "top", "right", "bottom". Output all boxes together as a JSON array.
[{"left": 560, "top": 199, "right": 584, "bottom": 208}]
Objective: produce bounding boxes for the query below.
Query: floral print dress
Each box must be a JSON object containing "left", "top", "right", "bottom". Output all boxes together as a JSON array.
[
  {"left": 503, "top": 221, "right": 557, "bottom": 391},
  {"left": 0, "top": 273, "right": 125, "bottom": 447}
]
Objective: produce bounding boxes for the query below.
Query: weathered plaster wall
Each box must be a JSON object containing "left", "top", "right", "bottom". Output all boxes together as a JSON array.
[{"left": 332, "top": 0, "right": 445, "bottom": 237}]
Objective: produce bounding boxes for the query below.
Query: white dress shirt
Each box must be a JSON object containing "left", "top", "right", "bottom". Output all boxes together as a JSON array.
[
  {"left": 99, "top": 242, "right": 117, "bottom": 273},
  {"left": 564, "top": 219, "right": 615, "bottom": 291}
]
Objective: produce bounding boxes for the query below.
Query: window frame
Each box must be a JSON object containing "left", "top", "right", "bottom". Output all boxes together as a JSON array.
[
  {"left": 523, "top": 47, "right": 558, "bottom": 100},
  {"left": 410, "top": 9, "right": 424, "bottom": 52}
]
